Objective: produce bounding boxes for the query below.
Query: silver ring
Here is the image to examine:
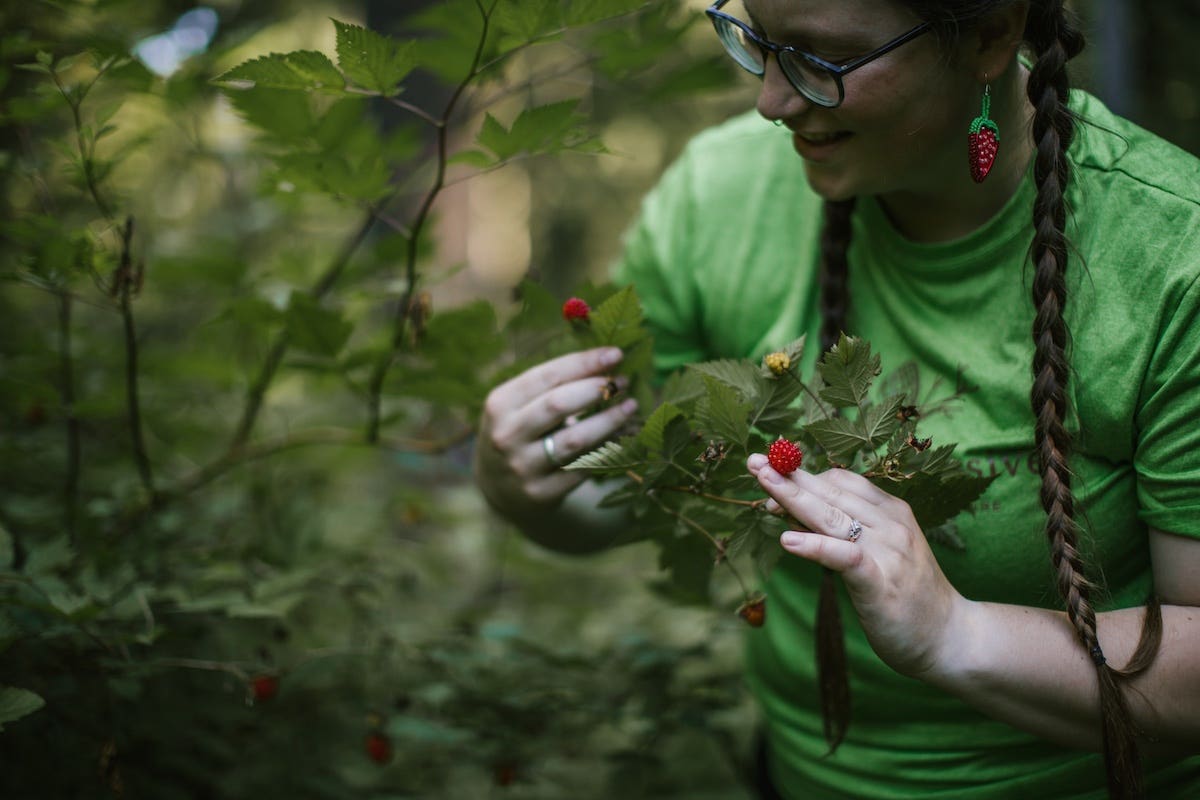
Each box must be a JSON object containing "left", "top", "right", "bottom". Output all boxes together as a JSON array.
[
  {"left": 847, "top": 519, "right": 863, "bottom": 543},
  {"left": 542, "top": 433, "right": 563, "bottom": 468}
]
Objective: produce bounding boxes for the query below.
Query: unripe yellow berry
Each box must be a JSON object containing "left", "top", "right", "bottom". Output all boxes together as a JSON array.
[{"left": 765, "top": 352, "right": 790, "bottom": 375}]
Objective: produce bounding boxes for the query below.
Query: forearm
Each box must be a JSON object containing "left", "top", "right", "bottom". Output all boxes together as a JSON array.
[
  {"left": 503, "top": 478, "right": 631, "bottom": 555},
  {"left": 928, "top": 599, "right": 1200, "bottom": 755}
]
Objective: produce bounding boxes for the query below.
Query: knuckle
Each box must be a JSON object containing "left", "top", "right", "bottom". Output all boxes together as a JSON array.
[
  {"left": 540, "top": 391, "right": 571, "bottom": 418},
  {"left": 822, "top": 504, "right": 845, "bottom": 531}
]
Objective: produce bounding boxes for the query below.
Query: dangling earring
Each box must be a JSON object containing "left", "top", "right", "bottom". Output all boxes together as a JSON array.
[{"left": 967, "top": 83, "right": 1000, "bottom": 183}]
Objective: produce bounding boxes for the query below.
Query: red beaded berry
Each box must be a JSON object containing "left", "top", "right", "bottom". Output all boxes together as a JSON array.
[
  {"left": 767, "top": 437, "right": 803, "bottom": 475},
  {"left": 561, "top": 297, "right": 590, "bottom": 322}
]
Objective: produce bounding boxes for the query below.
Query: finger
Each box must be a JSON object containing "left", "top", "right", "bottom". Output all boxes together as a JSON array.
[
  {"left": 756, "top": 465, "right": 879, "bottom": 538},
  {"left": 780, "top": 531, "right": 865, "bottom": 573},
  {"left": 524, "top": 397, "right": 639, "bottom": 474},
  {"left": 490, "top": 348, "right": 623, "bottom": 416},
  {"left": 819, "top": 468, "right": 892, "bottom": 506},
  {"left": 505, "top": 374, "right": 630, "bottom": 444}
]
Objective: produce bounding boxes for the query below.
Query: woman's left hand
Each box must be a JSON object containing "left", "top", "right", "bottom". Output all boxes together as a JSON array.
[{"left": 747, "top": 453, "right": 970, "bottom": 680}]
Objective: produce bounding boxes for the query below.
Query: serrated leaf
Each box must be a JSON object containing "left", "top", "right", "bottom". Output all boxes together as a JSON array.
[
  {"left": 589, "top": 284, "right": 644, "bottom": 350},
  {"left": 694, "top": 377, "right": 750, "bottom": 448},
  {"left": 876, "top": 472, "right": 996, "bottom": 531},
  {"left": 747, "top": 372, "right": 803, "bottom": 434},
  {"left": 635, "top": 403, "right": 683, "bottom": 452},
  {"left": 803, "top": 416, "right": 867, "bottom": 465},
  {"left": 817, "top": 334, "right": 880, "bottom": 409},
  {"left": 565, "top": 441, "right": 640, "bottom": 473},
  {"left": 925, "top": 522, "right": 966, "bottom": 552},
  {"left": 492, "top": 0, "right": 561, "bottom": 41},
  {"left": 687, "top": 359, "right": 761, "bottom": 400},
  {"left": 859, "top": 396, "right": 905, "bottom": 451},
  {"left": 564, "top": 0, "right": 646, "bottom": 26},
  {"left": 447, "top": 149, "right": 496, "bottom": 168},
  {"left": 0, "top": 687, "right": 45, "bottom": 731},
  {"left": 476, "top": 100, "right": 591, "bottom": 160},
  {"left": 284, "top": 292, "right": 352, "bottom": 358},
  {"left": 214, "top": 51, "right": 344, "bottom": 91},
  {"left": 333, "top": 19, "right": 415, "bottom": 96}
]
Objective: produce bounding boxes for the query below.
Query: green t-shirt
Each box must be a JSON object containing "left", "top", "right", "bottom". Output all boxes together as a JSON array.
[{"left": 614, "top": 91, "right": 1200, "bottom": 798}]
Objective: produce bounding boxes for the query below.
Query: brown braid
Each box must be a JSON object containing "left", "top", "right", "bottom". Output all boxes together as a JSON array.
[
  {"left": 815, "top": 198, "right": 856, "bottom": 751},
  {"left": 1025, "top": 4, "right": 1152, "bottom": 798},
  {"left": 808, "top": 2, "right": 1162, "bottom": 793}
]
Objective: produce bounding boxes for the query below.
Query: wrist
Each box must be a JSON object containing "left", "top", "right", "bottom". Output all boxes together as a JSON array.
[{"left": 922, "top": 594, "right": 985, "bottom": 691}]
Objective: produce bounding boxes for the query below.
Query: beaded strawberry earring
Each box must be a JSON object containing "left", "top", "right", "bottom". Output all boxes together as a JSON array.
[{"left": 967, "top": 84, "right": 1000, "bottom": 182}]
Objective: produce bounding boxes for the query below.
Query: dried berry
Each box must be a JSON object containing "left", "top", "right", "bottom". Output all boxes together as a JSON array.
[
  {"left": 767, "top": 437, "right": 803, "bottom": 475},
  {"left": 250, "top": 675, "right": 279, "bottom": 702},
  {"left": 738, "top": 597, "right": 766, "bottom": 628},
  {"left": 561, "top": 297, "right": 590, "bottom": 322},
  {"left": 365, "top": 732, "right": 392, "bottom": 764},
  {"left": 906, "top": 435, "right": 932, "bottom": 452},
  {"left": 764, "top": 351, "right": 790, "bottom": 375}
]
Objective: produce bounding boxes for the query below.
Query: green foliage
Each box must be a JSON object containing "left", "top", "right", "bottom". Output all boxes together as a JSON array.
[
  {"left": 0, "top": 1, "right": 755, "bottom": 797},
  {"left": 567, "top": 314, "right": 995, "bottom": 611}
]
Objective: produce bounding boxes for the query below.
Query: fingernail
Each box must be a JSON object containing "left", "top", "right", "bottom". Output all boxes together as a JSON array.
[
  {"left": 600, "top": 348, "right": 622, "bottom": 366},
  {"left": 781, "top": 532, "right": 804, "bottom": 548},
  {"left": 746, "top": 453, "right": 767, "bottom": 470},
  {"left": 620, "top": 398, "right": 638, "bottom": 414}
]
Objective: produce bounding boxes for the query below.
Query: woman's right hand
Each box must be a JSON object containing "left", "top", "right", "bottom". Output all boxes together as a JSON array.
[{"left": 474, "top": 346, "right": 639, "bottom": 522}]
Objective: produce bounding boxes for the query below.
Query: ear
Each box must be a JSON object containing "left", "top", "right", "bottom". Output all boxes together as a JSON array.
[{"left": 971, "top": 1, "right": 1030, "bottom": 82}]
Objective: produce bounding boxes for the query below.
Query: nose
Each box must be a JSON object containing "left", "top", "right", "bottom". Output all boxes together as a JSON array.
[{"left": 756, "top": 56, "right": 812, "bottom": 124}]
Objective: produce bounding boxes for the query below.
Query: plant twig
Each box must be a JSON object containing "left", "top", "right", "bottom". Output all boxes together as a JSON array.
[
  {"left": 646, "top": 491, "right": 751, "bottom": 598},
  {"left": 114, "top": 216, "right": 154, "bottom": 498},
  {"left": 228, "top": 196, "right": 393, "bottom": 449},
  {"left": 364, "top": 0, "right": 497, "bottom": 443},
  {"left": 59, "top": 290, "right": 81, "bottom": 540}
]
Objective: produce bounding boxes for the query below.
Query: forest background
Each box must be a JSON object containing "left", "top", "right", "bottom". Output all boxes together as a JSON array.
[{"left": 1, "top": 1, "right": 1196, "bottom": 797}]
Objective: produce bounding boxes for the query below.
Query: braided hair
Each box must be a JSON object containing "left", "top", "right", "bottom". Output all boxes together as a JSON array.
[{"left": 814, "top": 2, "right": 1163, "bottom": 796}]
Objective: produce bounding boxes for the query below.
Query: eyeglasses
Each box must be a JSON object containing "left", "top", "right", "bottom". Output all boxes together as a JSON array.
[{"left": 705, "top": 0, "right": 932, "bottom": 108}]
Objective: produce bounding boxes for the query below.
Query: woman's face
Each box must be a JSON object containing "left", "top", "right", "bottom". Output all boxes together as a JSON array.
[{"left": 742, "top": 0, "right": 979, "bottom": 203}]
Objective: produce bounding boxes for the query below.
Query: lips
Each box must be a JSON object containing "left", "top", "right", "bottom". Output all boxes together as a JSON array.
[{"left": 789, "top": 129, "right": 853, "bottom": 162}]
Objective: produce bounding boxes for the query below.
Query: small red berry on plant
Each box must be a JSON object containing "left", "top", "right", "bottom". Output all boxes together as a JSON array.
[
  {"left": 738, "top": 596, "right": 767, "bottom": 628},
  {"left": 767, "top": 437, "right": 803, "bottom": 475},
  {"left": 561, "top": 297, "right": 590, "bottom": 322},
  {"left": 365, "top": 732, "right": 392, "bottom": 764},
  {"left": 250, "top": 674, "right": 278, "bottom": 702}
]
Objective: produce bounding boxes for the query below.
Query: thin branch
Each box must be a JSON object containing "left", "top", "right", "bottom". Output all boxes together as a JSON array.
[
  {"left": 168, "top": 425, "right": 474, "bottom": 501},
  {"left": 646, "top": 491, "right": 751, "bottom": 598},
  {"left": 115, "top": 216, "right": 154, "bottom": 498},
  {"left": 59, "top": 290, "right": 81, "bottom": 540},
  {"left": 228, "top": 195, "right": 394, "bottom": 449},
  {"left": 381, "top": 94, "right": 441, "bottom": 127},
  {"left": 364, "top": 0, "right": 497, "bottom": 443}
]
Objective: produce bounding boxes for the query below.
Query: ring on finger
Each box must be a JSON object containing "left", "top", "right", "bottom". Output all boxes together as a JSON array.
[
  {"left": 847, "top": 518, "right": 863, "bottom": 543},
  {"left": 542, "top": 432, "right": 565, "bottom": 468}
]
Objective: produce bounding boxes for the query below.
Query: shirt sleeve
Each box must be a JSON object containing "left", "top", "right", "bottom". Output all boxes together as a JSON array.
[{"left": 1135, "top": 270, "right": 1200, "bottom": 537}]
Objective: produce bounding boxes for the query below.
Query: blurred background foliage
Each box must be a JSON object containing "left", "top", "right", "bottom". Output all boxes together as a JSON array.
[{"left": 0, "top": 0, "right": 1195, "bottom": 798}]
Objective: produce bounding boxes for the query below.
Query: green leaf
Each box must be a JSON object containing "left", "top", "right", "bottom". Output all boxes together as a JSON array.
[
  {"left": 653, "top": 532, "right": 713, "bottom": 605},
  {"left": 333, "top": 19, "right": 415, "bottom": 96},
  {"left": 634, "top": 402, "right": 684, "bottom": 452},
  {"left": 876, "top": 472, "right": 996, "bottom": 531},
  {"left": 565, "top": 440, "right": 640, "bottom": 473},
  {"left": 0, "top": 687, "right": 45, "bottom": 731},
  {"left": 687, "top": 359, "right": 760, "bottom": 400},
  {"left": 803, "top": 416, "right": 868, "bottom": 465},
  {"left": 476, "top": 99, "right": 594, "bottom": 160},
  {"left": 492, "top": 0, "right": 561, "bottom": 42},
  {"left": 589, "top": 284, "right": 645, "bottom": 350},
  {"left": 859, "top": 395, "right": 905, "bottom": 451},
  {"left": 214, "top": 51, "right": 344, "bottom": 91},
  {"left": 694, "top": 377, "right": 750, "bottom": 449},
  {"left": 284, "top": 292, "right": 352, "bottom": 358},
  {"left": 816, "top": 334, "right": 881, "bottom": 409},
  {"left": 564, "top": 0, "right": 647, "bottom": 26}
]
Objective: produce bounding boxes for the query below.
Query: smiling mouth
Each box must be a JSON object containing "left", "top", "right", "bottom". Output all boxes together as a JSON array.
[{"left": 795, "top": 131, "right": 852, "bottom": 145}]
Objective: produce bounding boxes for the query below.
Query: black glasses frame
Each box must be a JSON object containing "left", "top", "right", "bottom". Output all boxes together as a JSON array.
[{"left": 705, "top": 0, "right": 932, "bottom": 108}]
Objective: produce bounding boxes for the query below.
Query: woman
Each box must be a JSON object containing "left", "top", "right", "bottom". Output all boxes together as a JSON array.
[{"left": 474, "top": 1, "right": 1200, "bottom": 797}]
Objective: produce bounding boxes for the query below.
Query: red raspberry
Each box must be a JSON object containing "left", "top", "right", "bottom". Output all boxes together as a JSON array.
[
  {"left": 767, "top": 437, "right": 802, "bottom": 475},
  {"left": 251, "top": 675, "right": 278, "bottom": 702},
  {"left": 561, "top": 297, "right": 590, "bottom": 322},
  {"left": 738, "top": 597, "right": 766, "bottom": 628},
  {"left": 365, "top": 732, "right": 392, "bottom": 764}
]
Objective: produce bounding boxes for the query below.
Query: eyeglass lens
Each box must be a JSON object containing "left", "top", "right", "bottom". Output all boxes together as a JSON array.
[{"left": 710, "top": 0, "right": 841, "bottom": 106}]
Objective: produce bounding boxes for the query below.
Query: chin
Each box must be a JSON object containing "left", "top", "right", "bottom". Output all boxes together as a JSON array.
[{"left": 802, "top": 165, "right": 861, "bottom": 203}]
